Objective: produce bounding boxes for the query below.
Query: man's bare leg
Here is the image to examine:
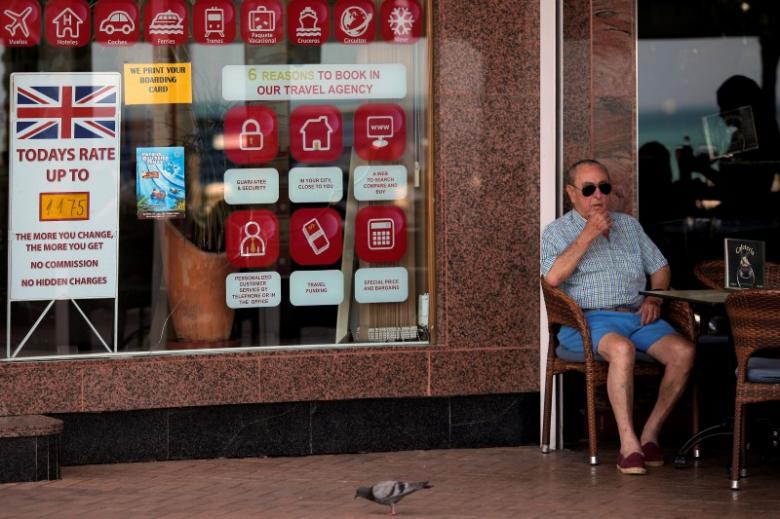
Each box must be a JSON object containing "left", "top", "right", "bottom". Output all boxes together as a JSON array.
[
  {"left": 641, "top": 334, "right": 695, "bottom": 445},
  {"left": 598, "top": 333, "right": 642, "bottom": 456}
]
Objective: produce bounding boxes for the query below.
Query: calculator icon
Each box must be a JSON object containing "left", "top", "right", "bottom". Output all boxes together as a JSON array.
[{"left": 367, "top": 218, "right": 394, "bottom": 250}]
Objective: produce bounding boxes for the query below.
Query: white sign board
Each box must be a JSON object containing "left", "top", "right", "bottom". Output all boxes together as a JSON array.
[
  {"left": 289, "top": 167, "right": 343, "bottom": 203},
  {"left": 8, "top": 72, "right": 121, "bottom": 301},
  {"left": 289, "top": 270, "right": 344, "bottom": 306},
  {"left": 355, "top": 267, "right": 409, "bottom": 304},
  {"left": 226, "top": 272, "right": 281, "bottom": 308},
  {"left": 354, "top": 165, "right": 408, "bottom": 201},
  {"left": 222, "top": 64, "right": 407, "bottom": 101},
  {"left": 224, "top": 168, "right": 280, "bottom": 205}
]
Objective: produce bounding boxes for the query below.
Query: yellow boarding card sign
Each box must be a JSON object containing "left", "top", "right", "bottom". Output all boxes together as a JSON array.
[{"left": 124, "top": 63, "right": 192, "bottom": 105}]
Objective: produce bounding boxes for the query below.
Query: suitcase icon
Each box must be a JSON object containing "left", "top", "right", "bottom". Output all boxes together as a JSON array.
[
  {"left": 249, "top": 6, "right": 275, "bottom": 32},
  {"left": 240, "top": 119, "right": 264, "bottom": 150}
]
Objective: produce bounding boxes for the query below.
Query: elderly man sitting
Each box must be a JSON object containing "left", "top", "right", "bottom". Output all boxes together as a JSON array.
[{"left": 541, "top": 159, "right": 695, "bottom": 475}]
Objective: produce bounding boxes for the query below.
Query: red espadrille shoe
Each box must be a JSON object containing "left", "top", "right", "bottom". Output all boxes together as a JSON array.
[
  {"left": 641, "top": 442, "right": 664, "bottom": 467},
  {"left": 616, "top": 451, "right": 647, "bottom": 475}
]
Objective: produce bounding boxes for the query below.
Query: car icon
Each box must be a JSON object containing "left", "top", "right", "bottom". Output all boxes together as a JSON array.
[{"left": 100, "top": 10, "right": 135, "bottom": 35}]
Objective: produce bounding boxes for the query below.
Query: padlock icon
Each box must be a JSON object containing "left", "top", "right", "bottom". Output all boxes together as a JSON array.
[{"left": 240, "top": 119, "right": 264, "bottom": 150}]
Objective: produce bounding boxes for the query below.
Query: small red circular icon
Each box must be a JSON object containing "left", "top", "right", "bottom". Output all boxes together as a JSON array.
[
  {"left": 288, "top": 0, "right": 329, "bottom": 46},
  {"left": 224, "top": 105, "right": 279, "bottom": 165},
  {"left": 380, "top": 0, "right": 422, "bottom": 43},
  {"left": 1, "top": 0, "right": 42, "bottom": 47},
  {"left": 354, "top": 104, "right": 406, "bottom": 161},
  {"left": 241, "top": 0, "right": 283, "bottom": 45},
  {"left": 193, "top": 0, "right": 236, "bottom": 45},
  {"left": 290, "top": 106, "right": 343, "bottom": 164},
  {"left": 144, "top": 0, "right": 189, "bottom": 46},
  {"left": 95, "top": 0, "right": 140, "bottom": 47},
  {"left": 226, "top": 210, "right": 280, "bottom": 268},
  {"left": 290, "top": 208, "right": 343, "bottom": 265},
  {"left": 45, "top": 0, "right": 91, "bottom": 48},
  {"left": 334, "top": 0, "right": 375, "bottom": 44},
  {"left": 355, "top": 205, "right": 407, "bottom": 263}
]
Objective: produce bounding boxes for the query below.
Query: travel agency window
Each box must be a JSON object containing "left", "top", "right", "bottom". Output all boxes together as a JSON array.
[
  {"left": 638, "top": 0, "right": 780, "bottom": 288},
  {"left": 1, "top": 0, "right": 432, "bottom": 359}
]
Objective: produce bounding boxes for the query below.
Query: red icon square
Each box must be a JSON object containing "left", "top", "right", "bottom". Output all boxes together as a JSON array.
[
  {"left": 144, "top": 0, "right": 188, "bottom": 46},
  {"left": 334, "top": 0, "right": 375, "bottom": 44},
  {"left": 193, "top": 0, "right": 235, "bottom": 45},
  {"left": 290, "top": 105, "right": 343, "bottom": 163},
  {"left": 95, "top": 0, "right": 140, "bottom": 47},
  {"left": 354, "top": 104, "right": 406, "bottom": 161},
  {"left": 0, "top": 0, "right": 41, "bottom": 47},
  {"left": 224, "top": 105, "right": 279, "bottom": 165},
  {"left": 241, "top": 0, "right": 283, "bottom": 45},
  {"left": 355, "top": 205, "right": 407, "bottom": 263},
  {"left": 227, "top": 210, "right": 279, "bottom": 268},
  {"left": 290, "top": 208, "right": 343, "bottom": 265},
  {"left": 45, "top": 0, "right": 91, "bottom": 48},
  {"left": 380, "top": 0, "right": 422, "bottom": 43},
  {"left": 287, "top": 0, "right": 329, "bottom": 45}
]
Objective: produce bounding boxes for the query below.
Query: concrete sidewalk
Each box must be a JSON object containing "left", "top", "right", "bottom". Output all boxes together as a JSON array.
[{"left": 1, "top": 446, "right": 779, "bottom": 518}]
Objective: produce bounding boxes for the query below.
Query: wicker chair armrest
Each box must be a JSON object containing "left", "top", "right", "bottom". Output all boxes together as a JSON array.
[
  {"left": 662, "top": 299, "right": 697, "bottom": 343},
  {"left": 540, "top": 276, "right": 594, "bottom": 356}
]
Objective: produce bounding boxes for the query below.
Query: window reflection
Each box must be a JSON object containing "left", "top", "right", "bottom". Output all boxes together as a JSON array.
[{"left": 638, "top": 1, "right": 780, "bottom": 287}]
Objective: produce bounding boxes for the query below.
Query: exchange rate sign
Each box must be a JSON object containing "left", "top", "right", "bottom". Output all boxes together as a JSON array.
[{"left": 8, "top": 72, "right": 121, "bottom": 301}]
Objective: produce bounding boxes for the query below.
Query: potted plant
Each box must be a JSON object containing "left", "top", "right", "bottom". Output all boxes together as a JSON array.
[{"left": 159, "top": 55, "right": 237, "bottom": 346}]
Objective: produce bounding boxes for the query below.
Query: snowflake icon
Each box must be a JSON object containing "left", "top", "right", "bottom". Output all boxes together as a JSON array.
[{"left": 388, "top": 7, "right": 415, "bottom": 36}]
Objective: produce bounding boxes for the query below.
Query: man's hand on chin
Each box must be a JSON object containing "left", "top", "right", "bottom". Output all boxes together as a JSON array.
[{"left": 585, "top": 206, "right": 611, "bottom": 241}]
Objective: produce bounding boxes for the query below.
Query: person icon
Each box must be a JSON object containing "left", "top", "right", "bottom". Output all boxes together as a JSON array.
[{"left": 240, "top": 221, "right": 266, "bottom": 257}]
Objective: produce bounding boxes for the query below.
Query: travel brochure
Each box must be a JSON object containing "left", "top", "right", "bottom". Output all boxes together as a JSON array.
[{"left": 136, "top": 147, "right": 186, "bottom": 220}]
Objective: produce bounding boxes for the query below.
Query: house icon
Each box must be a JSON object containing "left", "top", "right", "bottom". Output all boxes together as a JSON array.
[
  {"left": 53, "top": 7, "right": 84, "bottom": 39},
  {"left": 300, "top": 116, "right": 333, "bottom": 151}
]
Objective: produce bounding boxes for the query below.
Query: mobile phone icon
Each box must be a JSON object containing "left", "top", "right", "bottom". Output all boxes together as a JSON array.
[{"left": 302, "top": 218, "right": 330, "bottom": 255}]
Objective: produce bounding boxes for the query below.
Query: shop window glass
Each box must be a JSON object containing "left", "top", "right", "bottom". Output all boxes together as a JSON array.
[
  {"left": 0, "top": 0, "right": 432, "bottom": 358},
  {"left": 638, "top": 0, "right": 780, "bottom": 287}
]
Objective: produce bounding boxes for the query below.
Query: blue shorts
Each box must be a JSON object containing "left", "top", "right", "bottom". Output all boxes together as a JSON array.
[{"left": 557, "top": 310, "right": 677, "bottom": 353}]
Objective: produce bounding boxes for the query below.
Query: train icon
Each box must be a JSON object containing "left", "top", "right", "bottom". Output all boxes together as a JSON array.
[{"left": 204, "top": 7, "right": 224, "bottom": 38}]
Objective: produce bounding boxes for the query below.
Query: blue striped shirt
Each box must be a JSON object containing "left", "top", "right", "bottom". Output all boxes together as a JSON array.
[{"left": 541, "top": 211, "right": 668, "bottom": 310}]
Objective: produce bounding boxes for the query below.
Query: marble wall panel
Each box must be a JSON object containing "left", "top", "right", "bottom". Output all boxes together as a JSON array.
[
  {"left": 0, "top": 363, "right": 83, "bottom": 415},
  {"left": 81, "top": 356, "right": 259, "bottom": 412},
  {"left": 592, "top": 0, "right": 635, "bottom": 98},
  {"left": 436, "top": 0, "right": 539, "bottom": 97},
  {"left": 256, "top": 351, "right": 429, "bottom": 402},
  {"left": 562, "top": 2, "right": 592, "bottom": 177},
  {"left": 437, "top": 94, "right": 540, "bottom": 349},
  {"left": 430, "top": 348, "right": 539, "bottom": 396}
]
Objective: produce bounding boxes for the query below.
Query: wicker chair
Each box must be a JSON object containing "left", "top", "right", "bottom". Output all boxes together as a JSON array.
[
  {"left": 724, "top": 289, "right": 780, "bottom": 490},
  {"left": 541, "top": 276, "right": 698, "bottom": 465}
]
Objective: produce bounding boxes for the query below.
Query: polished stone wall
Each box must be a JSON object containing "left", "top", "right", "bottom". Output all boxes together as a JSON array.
[
  {"left": 0, "top": 0, "right": 542, "bottom": 416},
  {"left": 563, "top": 0, "right": 637, "bottom": 215}
]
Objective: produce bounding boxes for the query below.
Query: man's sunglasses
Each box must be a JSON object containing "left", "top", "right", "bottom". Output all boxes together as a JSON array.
[{"left": 571, "top": 182, "right": 612, "bottom": 197}]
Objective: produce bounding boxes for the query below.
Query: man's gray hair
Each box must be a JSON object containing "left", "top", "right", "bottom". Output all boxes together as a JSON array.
[{"left": 566, "top": 159, "right": 610, "bottom": 185}]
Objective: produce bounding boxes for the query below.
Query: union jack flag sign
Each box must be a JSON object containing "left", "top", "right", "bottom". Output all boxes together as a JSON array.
[{"left": 15, "top": 84, "right": 117, "bottom": 140}]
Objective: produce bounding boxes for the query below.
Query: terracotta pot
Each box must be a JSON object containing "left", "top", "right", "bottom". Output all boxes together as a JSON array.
[{"left": 162, "top": 220, "right": 236, "bottom": 343}]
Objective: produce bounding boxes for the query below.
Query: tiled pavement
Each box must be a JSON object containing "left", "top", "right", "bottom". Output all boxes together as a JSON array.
[{"left": 1, "top": 445, "right": 780, "bottom": 518}]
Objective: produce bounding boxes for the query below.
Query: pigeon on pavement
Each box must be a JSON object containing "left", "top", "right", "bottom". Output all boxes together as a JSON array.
[{"left": 354, "top": 480, "right": 433, "bottom": 515}]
